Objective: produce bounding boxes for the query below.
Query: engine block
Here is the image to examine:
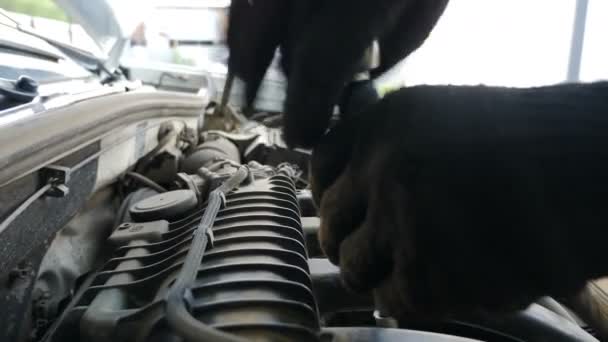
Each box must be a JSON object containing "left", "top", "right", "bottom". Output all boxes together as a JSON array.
[{"left": 51, "top": 170, "right": 319, "bottom": 342}]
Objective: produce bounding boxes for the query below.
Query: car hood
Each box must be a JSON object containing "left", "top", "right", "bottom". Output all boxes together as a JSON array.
[{"left": 54, "top": 0, "right": 149, "bottom": 64}]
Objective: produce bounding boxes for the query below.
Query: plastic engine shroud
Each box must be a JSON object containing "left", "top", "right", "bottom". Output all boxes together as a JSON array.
[{"left": 51, "top": 173, "right": 320, "bottom": 342}]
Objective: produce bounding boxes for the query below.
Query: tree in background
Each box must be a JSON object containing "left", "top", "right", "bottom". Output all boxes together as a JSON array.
[{"left": 0, "top": 0, "right": 67, "bottom": 21}]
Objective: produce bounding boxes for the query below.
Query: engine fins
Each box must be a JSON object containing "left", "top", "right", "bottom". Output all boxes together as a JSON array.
[
  {"left": 52, "top": 173, "right": 320, "bottom": 342},
  {"left": 188, "top": 174, "right": 320, "bottom": 341}
]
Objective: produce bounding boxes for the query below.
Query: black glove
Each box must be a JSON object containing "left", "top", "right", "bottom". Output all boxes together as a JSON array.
[
  {"left": 311, "top": 82, "right": 608, "bottom": 319},
  {"left": 227, "top": 0, "right": 449, "bottom": 148}
]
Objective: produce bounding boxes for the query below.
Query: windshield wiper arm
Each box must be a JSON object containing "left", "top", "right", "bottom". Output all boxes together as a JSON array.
[
  {"left": 0, "top": 9, "right": 121, "bottom": 81},
  {"left": 0, "top": 39, "right": 63, "bottom": 61},
  {"left": 0, "top": 8, "right": 19, "bottom": 26}
]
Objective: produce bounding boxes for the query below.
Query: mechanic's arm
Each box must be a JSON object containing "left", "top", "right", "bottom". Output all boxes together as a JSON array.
[
  {"left": 282, "top": 0, "right": 449, "bottom": 147},
  {"left": 227, "top": 0, "right": 288, "bottom": 107},
  {"left": 311, "top": 82, "right": 608, "bottom": 319},
  {"left": 227, "top": 0, "right": 449, "bottom": 148}
]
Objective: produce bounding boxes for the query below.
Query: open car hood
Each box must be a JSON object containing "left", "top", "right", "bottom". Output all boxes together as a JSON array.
[{"left": 53, "top": 0, "right": 148, "bottom": 68}]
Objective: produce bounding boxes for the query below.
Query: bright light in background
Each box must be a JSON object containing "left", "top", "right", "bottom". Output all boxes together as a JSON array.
[
  {"left": 153, "top": 0, "right": 230, "bottom": 7},
  {"left": 387, "top": 0, "right": 586, "bottom": 87},
  {"left": 580, "top": 0, "right": 608, "bottom": 82},
  {"left": 109, "top": 0, "right": 152, "bottom": 37}
]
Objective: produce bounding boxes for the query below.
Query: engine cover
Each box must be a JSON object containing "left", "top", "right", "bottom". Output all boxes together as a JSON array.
[{"left": 50, "top": 170, "right": 319, "bottom": 342}]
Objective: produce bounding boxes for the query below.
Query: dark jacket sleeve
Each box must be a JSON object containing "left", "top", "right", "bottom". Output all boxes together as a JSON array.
[
  {"left": 282, "top": 0, "right": 450, "bottom": 147},
  {"left": 227, "top": 0, "right": 289, "bottom": 106},
  {"left": 373, "top": 0, "right": 449, "bottom": 77}
]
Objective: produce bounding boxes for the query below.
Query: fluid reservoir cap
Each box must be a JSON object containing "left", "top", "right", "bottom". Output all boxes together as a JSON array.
[{"left": 130, "top": 189, "right": 198, "bottom": 221}]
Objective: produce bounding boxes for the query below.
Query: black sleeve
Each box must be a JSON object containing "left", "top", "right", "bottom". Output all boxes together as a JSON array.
[
  {"left": 227, "top": 0, "right": 289, "bottom": 106},
  {"left": 373, "top": 0, "right": 449, "bottom": 77}
]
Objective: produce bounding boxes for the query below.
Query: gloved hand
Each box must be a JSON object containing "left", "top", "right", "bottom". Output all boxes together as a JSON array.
[
  {"left": 310, "top": 83, "right": 608, "bottom": 319},
  {"left": 227, "top": 0, "right": 449, "bottom": 148}
]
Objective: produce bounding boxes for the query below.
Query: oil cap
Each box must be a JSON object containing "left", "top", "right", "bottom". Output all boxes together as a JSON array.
[{"left": 129, "top": 189, "right": 198, "bottom": 221}]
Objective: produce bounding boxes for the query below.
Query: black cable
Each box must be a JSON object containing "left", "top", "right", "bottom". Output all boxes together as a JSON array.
[
  {"left": 0, "top": 183, "right": 52, "bottom": 234},
  {"left": 124, "top": 172, "right": 168, "bottom": 193},
  {"left": 165, "top": 166, "right": 249, "bottom": 342}
]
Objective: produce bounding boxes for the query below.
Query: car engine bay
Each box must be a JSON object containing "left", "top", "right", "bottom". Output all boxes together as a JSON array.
[{"left": 0, "top": 94, "right": 603, "bottom": 342}]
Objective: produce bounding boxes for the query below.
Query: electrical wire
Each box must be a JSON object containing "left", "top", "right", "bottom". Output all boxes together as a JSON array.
[
  {"left": 165, "top": 166, "right": 249, "bottom": 342},
  {"left": 124, "top": 172, "right": 168, "bottom": 193},
  {"left": 0, "top": 183, "right": 52, "bottom": 235}
]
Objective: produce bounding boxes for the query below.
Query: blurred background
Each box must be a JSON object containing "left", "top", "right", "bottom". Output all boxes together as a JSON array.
[
  {"left": 1, "top": 0, "right": 605, "bottom": 90},
  {"left": 0, "top": 0, "right": 229, "bottom": 66}
]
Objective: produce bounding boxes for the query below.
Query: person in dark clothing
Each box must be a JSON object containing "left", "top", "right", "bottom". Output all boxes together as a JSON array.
[
  {"left": 227, "top": 0, "right": 449, "bottom": 145},
  {"left": 227, "top": 0, "right": 608, "bottom": 324}
]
